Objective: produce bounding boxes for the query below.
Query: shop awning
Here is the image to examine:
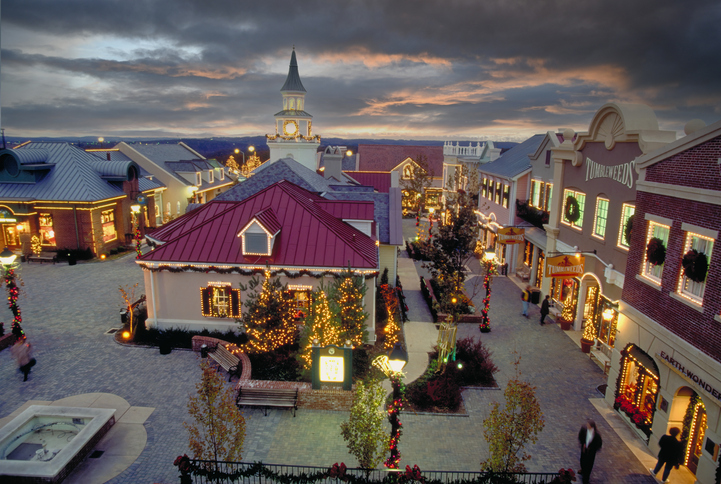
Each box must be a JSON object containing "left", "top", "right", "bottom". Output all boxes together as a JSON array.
[
  {"left": 518, "top": 222, "right": 548, "bottom": 249},
  {"left": 627, "top": 345, "right": 659, "bottom": 378}
]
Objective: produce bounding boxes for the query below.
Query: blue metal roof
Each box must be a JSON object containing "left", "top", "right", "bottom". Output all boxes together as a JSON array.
[
  {"left": 0, "top": 142, "right": 128, "bottom": 202},
  {"left": 479, "top": 135, "right": 545, "bottom": 179}
]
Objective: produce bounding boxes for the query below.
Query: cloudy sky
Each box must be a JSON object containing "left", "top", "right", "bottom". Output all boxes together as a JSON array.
[{"left": 1, "top": 0, "right": 720, "bottom": 141}]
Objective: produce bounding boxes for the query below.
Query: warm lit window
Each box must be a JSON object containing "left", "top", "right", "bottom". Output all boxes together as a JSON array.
[
  {"left": 593, "top": 198, "right": 609, "bottom": 239},
  {"left": 544, "top": 184, "right": 553, "bottom": 212},
  {"left": 220, "top": 169, "right": 225, "bottom": 181},
  {"left": 530, "top": 180, "right": 541, "bottom": 207},
  {"left": 642, "top": 222, "right": 670, "bottom": 283},
  {"left": 618, "top": 204, "right": 635, "bottom": 249},
  {"left": 494, "top": 181, "right": 501, "bottom": 204},
  {"left": 502, "top": 184, "right": 510, "bottom": 208},
  {"left": 38, "top": 213, "right": 56, "bottom": 246},
  {"left": 196, "top": 172, "right": 202, "bottom": 185},
  {"left": 677, "top": 232, "right": 714, "bottom": 304},
  {"left": 100, "top": 210, "right": 117, "bottom": 243},
  {"left": 562, "top": 189, "right": 585, "bottom": 229},
  {"left": 481, "top": 177, "right": 488, "bottom": 198},
  {"left": 403, "top": 165, "right": 413, "bottom": 179},
  {"left": 200, "top": 284, "right": 241, "bottom": 318},
  {"left": 208, "top": 170, "right": 214, "bottom": 183}
]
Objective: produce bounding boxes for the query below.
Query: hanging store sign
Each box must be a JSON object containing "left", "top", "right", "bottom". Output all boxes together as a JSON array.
[
  {"left": 545, "top": 255, "right": 585, "bottom": 278},
  {"left": 0, "top": 207, "right": 17, "bottom": 223},
  {"left": 498, "top": 227, "right": 525, "bottom": 245}
]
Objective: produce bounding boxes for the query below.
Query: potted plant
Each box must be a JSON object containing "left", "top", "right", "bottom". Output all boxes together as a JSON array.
[{"left": 580, "top": 319, "right": 596, "bottom": 353}]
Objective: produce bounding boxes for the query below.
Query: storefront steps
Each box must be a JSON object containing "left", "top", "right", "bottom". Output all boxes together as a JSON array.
[{"left": 591, "top": 398, "right": 696, "bottom": 484}]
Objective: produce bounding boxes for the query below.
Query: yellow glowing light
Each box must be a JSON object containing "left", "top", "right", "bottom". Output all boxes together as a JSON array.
[
  {"left": 346, "top": 150, "right": 352, "bottom": 157},
  {"left": 234, "top": 148, "right": 240, "bottom": 154},
  {"left": 319, "top": 356, "right": 344, "bottom": 382},
  {"left": 603, "top": 308, "right": 615, "bottom": 321},
  {"left": 101, "top": 254, "right": 107, "bottom": 260},
  {"left": 249, "top": 146, "right": 255, "bottom": 152},
  {"left": 451, "top": 297, "right": 457, "bottom": 304},
  {"left": 484, "top": 250, "right": 496, "bottom": 261},
  {"left": 122, "top": 331, "right": 131, "bottom": 339},
  {"left": 16, "top": 224, "right": 23, "bottom": 232}
]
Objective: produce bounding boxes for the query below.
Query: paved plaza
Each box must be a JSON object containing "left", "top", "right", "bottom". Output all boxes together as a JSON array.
[{"left": 0, "top": 239, "right": 666, "bottom": 483}]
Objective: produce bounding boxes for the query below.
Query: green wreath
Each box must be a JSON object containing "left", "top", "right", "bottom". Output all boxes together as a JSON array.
[
  {"left": 624, "top": 215, "right": 635, "bottom": 246},
  {"left": 646, "top": 237, "right": 666, "bottom": 266},
  {"left": 564, "top": 196, "right": 580, "bottom": 223},
  {"left": 682, "top": 249, "right": 709, "bottom": 283}
]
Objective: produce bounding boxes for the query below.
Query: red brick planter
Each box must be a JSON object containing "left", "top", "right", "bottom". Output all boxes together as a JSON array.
[{"left": 0, "top": 333, "right": 17, "bottom": 352}]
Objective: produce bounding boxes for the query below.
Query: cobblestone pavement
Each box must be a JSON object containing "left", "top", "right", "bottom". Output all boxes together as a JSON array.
[{"left": 0, "top": 237, "right": 655, "bottom": 483}]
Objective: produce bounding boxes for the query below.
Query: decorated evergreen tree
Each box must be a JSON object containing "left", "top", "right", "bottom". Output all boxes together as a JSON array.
[
  {"left": 380, "top": 283, "right": 401, "bottom": 349},
  {"left": 238, "top": 271, "right": 297, "bottom": 353},
  {"left": 329, "top": 271, "right": 369, "bottom": 346},
  {"left": 298, "top": 283, "right": 342, "bottom": 369},
  {"left": 185, "top": 359, "right": 246, "bottom": 467}
]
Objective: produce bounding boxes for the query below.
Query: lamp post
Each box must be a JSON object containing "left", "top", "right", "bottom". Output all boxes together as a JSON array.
[
  {"left": 479, "top": 250, "right": 497, "bottom": 333},
  {"left": 0, "top": 247, "right": 24, "bottom": 339},
  {"left": 131, "top": 204, "right": 142, "bottom": 259},
  {"left": 372, "top": 343, "right": 408, "bottom": 469}
]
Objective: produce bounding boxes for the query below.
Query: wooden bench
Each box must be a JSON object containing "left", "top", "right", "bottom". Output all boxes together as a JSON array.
[
  {"left": 516, "top": 266, "right": 530, "bottom": 282},
  {"left": 27, "top": 252, "right": 58, "bottom": 264},
  {"left": 590, "top": 341, "right": 612, "bottom": 375},
  {"left": 207, "top": 344, "right": 242, "bottom": 381},
  {"left": 236, "top": 387, "right": 298, "bottom": 417}
]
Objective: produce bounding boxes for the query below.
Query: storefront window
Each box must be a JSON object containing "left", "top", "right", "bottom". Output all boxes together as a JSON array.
[
  {"left": 524, "top": 240, "right": 533, "bottom": 266},
  {"left": 552, "top": 277, "right": 579, "bottom": 322},
  {"left": 101, "top": 209, "right": 117, "bottom": 243},
  {"left": 200, "top": 284, "right": 240, "bottom": 318},
  {"left": 562, "top": 189, "right": 585, "bottom": 229},
  {"left": 534, "top": 251, "right": 544, "bottom": 288},
  {"left": 593, "top": 198, "right": 609, "bottom": 239},
  {"left": 617, "top": 203, "right": 635, "bottom": 249},
  {"left": 643, "top": 221, "right": 670, "bottom": 283},
  {"left": 39, "top": 213, "right": 56, "bottom": 246},
  {"left": 615, "top": 344, "right": 659, "bottom": 435},
  {"left": 597, "top": 298, "right": 618, "bottom": 347}
]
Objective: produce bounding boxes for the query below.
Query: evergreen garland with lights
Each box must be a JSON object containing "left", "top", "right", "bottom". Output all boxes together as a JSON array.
[
  {"left": 134, "top": 221, "right": 143, "bottom": 259},
  {"left": 380, "top": 284, "right": 401, "bottom": 350},
  {"left": 385, "top": 373, "right": 405, "bottom": 469},
  {"left": 680, "top": 393, "right": 700, "bottom": 460},
  {"left": 682, "top": 249, "right": 709, "bottom": 283},
  {"left": 237, "top": 272, "right": 297, "bottom": 353},
  {"left": 564, "top": 196, "right": 580, "bottom": 223},
  {"left": 478, "top": 259, "right": 497, "bottom": 333},
  {"left": 138, "top": 263, "right": 377, "bottom": 280},
  {"left": 4, "top": 266, "right": 24, "bottom": 339},
  {"left": 645, "top": 237, "right": 666, "bottom": 266}
]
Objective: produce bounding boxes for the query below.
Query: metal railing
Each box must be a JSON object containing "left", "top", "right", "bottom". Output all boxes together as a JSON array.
[{"left": 182, "top": 461, "right": 560, "bottom": 484}]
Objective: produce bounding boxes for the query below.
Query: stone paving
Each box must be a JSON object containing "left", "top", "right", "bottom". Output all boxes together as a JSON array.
[{"left": 0, "top": 233, "right": 656, "bottom": 483}]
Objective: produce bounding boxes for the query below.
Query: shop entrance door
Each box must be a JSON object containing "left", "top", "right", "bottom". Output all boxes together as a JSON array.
[
  {"left": 3, "top": 224, "right": 19, "bottom": 247},
  {"left": 688, "top": 403, "right": 707, "bottom": 474}
]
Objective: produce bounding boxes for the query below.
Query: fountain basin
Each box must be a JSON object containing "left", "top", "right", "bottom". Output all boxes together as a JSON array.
[{"left": 0, "top": 405, "right": 115, "bottom": 483}]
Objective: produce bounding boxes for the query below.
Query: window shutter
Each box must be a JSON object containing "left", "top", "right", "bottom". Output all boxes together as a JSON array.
[
  {"left": 230, "top": 289, "right": 241, "bottom": 318},
  {"left": 201, "top": 287, "right": 211, "bottom": 317}
]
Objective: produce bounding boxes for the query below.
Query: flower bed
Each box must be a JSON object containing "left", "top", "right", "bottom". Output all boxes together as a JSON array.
[
  {"left": 613, "top": 394, "right": 652, "bottom": 437},
  {"left": 419, "top": 277, "right": 482, "bottom": 324}
]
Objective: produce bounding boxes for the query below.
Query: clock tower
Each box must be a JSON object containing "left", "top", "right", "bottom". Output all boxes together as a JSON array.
[{"left": 267, "top": 48, "right": 321, "bottom": 171}]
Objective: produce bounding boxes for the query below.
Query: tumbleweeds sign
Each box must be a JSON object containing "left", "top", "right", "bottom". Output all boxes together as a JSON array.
[
  {"left": 498, "top": 227, "right": 525, "bottom": 245},
  {"left": 545, "top": 254, "right": 585, "bottom": 278}
]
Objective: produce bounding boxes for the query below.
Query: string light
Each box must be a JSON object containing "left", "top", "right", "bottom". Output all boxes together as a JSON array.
[
  {"left": 299, "top": 289, "right": 341, "bottom": 368},
  {"left": 137, "top": 262, "right": 378, "bottom": 279},
  {"left": 381, "top": 284, "right": 401, "bottom": 349}
]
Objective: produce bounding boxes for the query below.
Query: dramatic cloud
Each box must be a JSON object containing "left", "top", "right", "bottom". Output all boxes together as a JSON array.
[{"left": 2, "top": 0, "right": 720, "bottom": 140}]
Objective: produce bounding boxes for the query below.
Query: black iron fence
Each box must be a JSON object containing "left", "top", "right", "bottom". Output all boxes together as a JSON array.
[{"left": 180, "top": 461, "right": 562, "bottom": 484}]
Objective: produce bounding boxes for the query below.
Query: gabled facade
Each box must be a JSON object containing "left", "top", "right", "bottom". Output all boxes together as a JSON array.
[
  {"left": 137, "top": 180, "right": 379, "bottom": 339},
  {"left": 0, "top": 142, "right": 147, "bottom": 256},
  {"left": 608, "top": 119, "right": 721, "bottom": 484},
  {"left": 110, "top": 142, "right": 234, "bottom": 225}
]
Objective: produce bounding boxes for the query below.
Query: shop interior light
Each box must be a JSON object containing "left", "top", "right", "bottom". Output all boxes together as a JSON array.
[{"left": 484, "top": 250, "right": 496, "bottom": 261}]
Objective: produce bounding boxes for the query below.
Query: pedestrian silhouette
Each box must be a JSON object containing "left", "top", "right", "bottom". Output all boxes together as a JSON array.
[
  {"left": 650, "top": 427, "right": 683, "bottom": 483},
  {"left": 578, "top": 419, "right": 602, "bottom": 484}
]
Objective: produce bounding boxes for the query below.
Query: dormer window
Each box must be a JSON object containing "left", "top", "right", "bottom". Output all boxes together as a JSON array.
[
  {"left": 196, "top": 172, "right": 201, "bottom": 186},
  {"left": 238, "top": 208, "right": 281, "bottom": 257},
  {"left": 208, "top": 170, "right": 214, "bottom": 183},
  {"left": 220, "top": 169, "right": 225, "bottom": 181}
]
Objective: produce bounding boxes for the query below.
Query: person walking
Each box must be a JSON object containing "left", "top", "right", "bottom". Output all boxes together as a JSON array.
[
  {"left": 540, "top": 295, "right": 550, "bottom": 325},
  {"left": 650, "top": 427, "right": 683, "bottom": 483},
  {"left": 521, "top": 285, "right": 531, "bottom": 318},
  {"left": 11, "top": 337, "right": 35, "bottom": 382},
  {"left": 578, "top": 420, "right": 602, "bottom": 484}
]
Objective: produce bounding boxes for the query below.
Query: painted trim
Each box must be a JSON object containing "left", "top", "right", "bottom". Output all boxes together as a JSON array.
[
  {"left": 644, "top": 213, "right": 674, "bottom": 227},
  {"left": 681, "top": 222, "right": 718, "bottom": 241},
  {"left": 636, "top": 180, "right": 721, "bottom": 206}
]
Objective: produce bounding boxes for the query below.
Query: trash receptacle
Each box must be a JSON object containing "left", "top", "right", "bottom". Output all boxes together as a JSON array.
[
  {"left": 200, "top": 344, "right": 208, "bottom": 358},
  {"left": 158, "top": 332, "right": 172, "bottom": 355},
  {"left": 530, "top": 288, "right": 541, "bottom": 305}
]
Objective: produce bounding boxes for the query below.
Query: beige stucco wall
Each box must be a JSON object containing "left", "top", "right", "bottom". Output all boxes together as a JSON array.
[
  {"left": 379, "top": 245, "right": 398, "bottom": 285},
  {"left": 142, "top": 268, "right": 377, "bottom": 342}
]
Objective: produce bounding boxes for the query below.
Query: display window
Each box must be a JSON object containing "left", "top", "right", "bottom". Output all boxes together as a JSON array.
[
  {"left": 614, "top": 344, "right": 659, "bottom": 437},
  {"left": 551, "top": 277, "right": 579, "bottom": 322},
  {"left": 289, "top": 288, "right": 312, "bottom": 320},
  {"left": 39, "top": 213, "right": 56, "bottom": 246},
  {"left": 200, "top": 283, "right": 241, "bottom": 318},
  {"left": 101, "top": 209, "right": 117, "bottom": 243}
]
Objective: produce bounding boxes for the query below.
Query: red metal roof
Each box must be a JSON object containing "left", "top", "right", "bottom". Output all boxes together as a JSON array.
[
  {"left": 316, "top": 200, "right": 374, "bottom": 221},
  {"left": 357, "top": 145, "right": 443, "bottom": 178},
  {"left": 345, "top": 171, "right": 392, "bottom": 193},
  {"left": 253, "top": 207, "right": 281, "bottom": 235},
  {"left": 140, "top": 180, "right": 378, "bottom": 269}
]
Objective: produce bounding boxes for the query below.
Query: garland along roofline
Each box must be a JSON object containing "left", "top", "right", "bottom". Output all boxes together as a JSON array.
[{"left": 137, "top": 263, "right": 379, "bottom": 279}]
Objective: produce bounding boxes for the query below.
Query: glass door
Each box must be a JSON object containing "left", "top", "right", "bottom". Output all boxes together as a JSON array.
[{"left": 688, "top": 404, "right": 707, "bottom": 474}]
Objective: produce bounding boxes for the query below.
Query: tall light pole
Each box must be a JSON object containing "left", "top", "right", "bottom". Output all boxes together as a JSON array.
[
  {"left": 479, "top": 250, "right": 497, "bottom": 333},
  {"left": 0, "top": 247, "right": 23, "bottom": 339},
  {"left": 372, "top": 343, "right": 408, "bottom": 469},
  {"left": 131, "top": 204, "right": 141, "bottom": 259}
]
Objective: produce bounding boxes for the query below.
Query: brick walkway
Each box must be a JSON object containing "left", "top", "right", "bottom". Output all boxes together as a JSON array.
[{"left": 0, "top": 237, "right": 656, "bottom": 483}]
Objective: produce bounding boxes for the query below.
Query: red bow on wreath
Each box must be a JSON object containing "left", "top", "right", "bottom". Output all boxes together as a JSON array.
[
  {"left": 403, "top": 465, "right": 424, "bottom": 482},
  {"left": 329, "top": 462, "right": 347, "bottom": 479}
]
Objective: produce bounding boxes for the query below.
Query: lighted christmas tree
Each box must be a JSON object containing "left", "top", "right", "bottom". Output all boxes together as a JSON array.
[
  {"left": 238, "top": 272, "right": 297, "bottom": 353},
  {"left": 226, "top": 155, "right": 240, "bottom": 174},
  {"left": 380, "top": 284, "right": 401, "bottom": 349},
  {"left": 329, "top": 271, "right": 369, "bottom": 347},
  {"left": 298, "top": 284, "right": 342, "bottom": 368}
]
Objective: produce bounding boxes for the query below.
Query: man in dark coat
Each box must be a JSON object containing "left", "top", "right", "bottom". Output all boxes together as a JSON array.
[
  {"left": 578, "top": 420, "right": 602, "bottom": 484},
  {"left": 540, "top": 295, "right": 550, "bottom": 325},
  {"left": 650, "top": 427, "right": 683, "bottom": 483}
]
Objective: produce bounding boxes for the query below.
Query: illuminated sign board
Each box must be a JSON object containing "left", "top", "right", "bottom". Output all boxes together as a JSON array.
[
  {"left": 545, "top": 255, "right": 585, "bottom": 278},
  {"left": 498, "top": 227, "right": 525, "bottom": 245},
  {"left": 319, "top": 355, "right": 344, "bottom": 382},
  {"left": 313, "top": 344, "right": 352, "bottom": 390}
]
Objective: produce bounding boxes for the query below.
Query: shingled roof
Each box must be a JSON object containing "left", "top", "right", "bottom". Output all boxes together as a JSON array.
[{"left": 357, "top": 145, "right": 443, "bottom": 178}]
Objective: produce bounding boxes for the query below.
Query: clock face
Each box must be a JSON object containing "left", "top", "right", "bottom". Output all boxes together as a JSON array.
[{"left": 283, "top": 120, "right": 298, "bottom": 136}]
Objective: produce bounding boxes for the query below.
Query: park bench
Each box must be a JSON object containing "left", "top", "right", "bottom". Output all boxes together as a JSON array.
[
  {"left": 27, "top": 252, "right": 58, "bottom": 264},
  {"left": 236, "top": 387, "right": 298, "bottom": 417},
  {"left": 516, "top": 266, "right": 530, "bottom": 282},
  {"left": 590, "top": 340, "right": 612, "bottom": 375},
  {"left": 207, "top": 344, "right": 242, "bottom": 381}
]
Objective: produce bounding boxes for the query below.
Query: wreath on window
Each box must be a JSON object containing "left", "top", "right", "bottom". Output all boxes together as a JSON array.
[
  {"left": 645, "top": 237, "right": 666, "bottom": 266},
  {"left": 682, "top": 249, "right": 709, "bottom": 283},
  {"left": 624, "top": 214, "right": 634, "bottom": 246},
  {"left": 564, "top": 196, "right": 580, "bottom": 223}
]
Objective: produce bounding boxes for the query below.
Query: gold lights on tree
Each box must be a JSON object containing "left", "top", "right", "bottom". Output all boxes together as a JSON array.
[
  {"left": 298, "top": 285, "right": 342, "bottom": 369},
  {"left": 329, "top": 271, "right": 369, "bottom": 347}
]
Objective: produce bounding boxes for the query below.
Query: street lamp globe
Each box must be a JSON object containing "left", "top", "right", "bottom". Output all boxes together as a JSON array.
[
  {"left": 484, "top": 250, "right": 496, "bottom": 262},
  {"left": 234, "top": 148, "right": 240, "bottom": 154},
  {"left": 130, "top": 204, "right": 141, "bottom": 214},
  {"left": 248, "top": 146, "right": 255, "bottom": 153},
  {"left": 387, "top": 343, "right": 408, "bottom": 373},
  {"left": 0, "top": 247, "right": 17, "bottom": 266}
]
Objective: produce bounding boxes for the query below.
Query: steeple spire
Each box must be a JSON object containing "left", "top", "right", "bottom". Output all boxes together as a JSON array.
[{"left": 280, "top": 48, "right": 306, "bottom": 93}]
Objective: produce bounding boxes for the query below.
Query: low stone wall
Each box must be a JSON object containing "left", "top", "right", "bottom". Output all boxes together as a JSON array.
[
  {"left": 191, "top": 336, "right": 355, "bottom": 411},
  {"left": 0, "top": 333, "right": 17, "bottom": 352}
]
